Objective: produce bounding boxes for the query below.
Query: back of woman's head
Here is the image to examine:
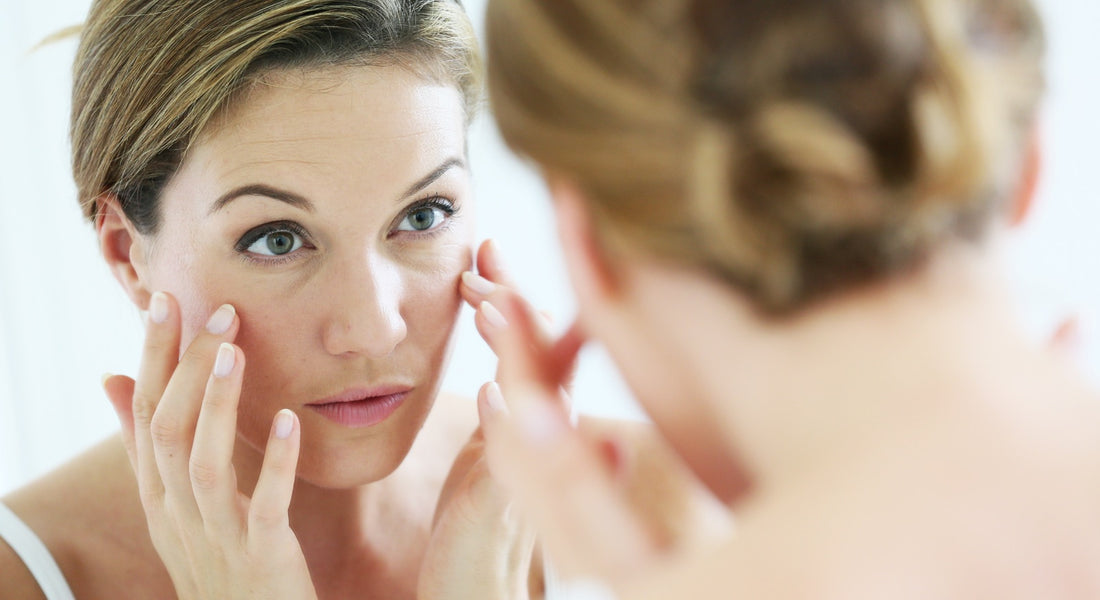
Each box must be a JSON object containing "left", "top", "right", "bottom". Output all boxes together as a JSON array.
[
  {"left": 72, "top": 0, "right": 481, "bottom": 234},
  {"left": 486, "top": 0, "right": 1044, "bottom": 313}
]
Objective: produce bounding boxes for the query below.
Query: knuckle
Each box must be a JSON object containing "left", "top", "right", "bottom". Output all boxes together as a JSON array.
[
  {"left": 202, "top": 385, "right": 236, "bottom": 413},
  {"left": 138, "top": 485, "right": 165, "bottom": 509},
  {"left": 188, "top": 458, "right": 221, "bottom": 491},
  {"left": 131, "top": 394, "right": 159, "bottom": 426},
  {"left": 249, "top": 506, "right": 288, "bottom": 530},
  {"left": 143, "top": 332, "right": 177, "bottom": 359},
  {"left": 178, "top": 337, "right": 216, "bottom": 369},
  {"left": 149, "top": 412, "right": 183, "bottom": 450}
]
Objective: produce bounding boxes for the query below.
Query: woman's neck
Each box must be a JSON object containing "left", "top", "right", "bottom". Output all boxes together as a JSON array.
[
  {"left": 634, "top": 243, "right": 1085, "bottom": 501},
  {"left": 228, "top": 411, "right": 452, "bottom": 596}
]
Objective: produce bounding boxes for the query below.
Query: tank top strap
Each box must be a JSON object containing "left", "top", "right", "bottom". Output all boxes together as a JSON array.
[{"left": 0, "top": 501, "right": 76, "bottom": 600}]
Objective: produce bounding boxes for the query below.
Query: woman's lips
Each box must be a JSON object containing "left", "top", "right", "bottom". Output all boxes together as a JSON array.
[{"left": 305, "top": 386, "right": 412, "bottom": 428}]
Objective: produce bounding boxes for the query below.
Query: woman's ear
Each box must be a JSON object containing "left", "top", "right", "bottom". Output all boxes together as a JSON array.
[
  {"left": 1008, "top": 126, "right": 1042, "bottom": 228},
  {"left": 96, "top": 195, "right": 153, "bottom": 310},
  {"left": 549, "top": 177, "right": 618, "bottom": 304}
]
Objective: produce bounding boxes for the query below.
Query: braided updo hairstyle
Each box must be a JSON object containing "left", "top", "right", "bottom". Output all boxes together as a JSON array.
[{"left": 486, "top": 0, "right": 1044, "bottom": 313}]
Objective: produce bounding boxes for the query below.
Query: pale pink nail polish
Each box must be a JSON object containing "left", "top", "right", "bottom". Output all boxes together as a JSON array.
[
  {"left": 480, "top": 300, "right": 507, "bottom": 329},
  {"left": 462, "top": 271, "right": 495, "bottom": 295},
  {"left": 213, "top": 343, "right": 235, "bottom": 378},
  {"left": 149, "top": 292, "right": 169, "bottom": 324},
  {"left": 274, "top": 410, "right": 294, "bottom": 439},
  {"left": 206, "top": 304, "right": 236, "bottom": 334},
  {"left": 487, "top": 239, "right": 504, "bottom": 271},
  {"left": 482, "top": 381, "right": 507, "bottom": 415}
]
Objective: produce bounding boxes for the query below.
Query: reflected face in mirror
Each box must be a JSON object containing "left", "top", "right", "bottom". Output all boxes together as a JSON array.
[{"left": 139, "top": 64, "right": 474, "bottom": 487}]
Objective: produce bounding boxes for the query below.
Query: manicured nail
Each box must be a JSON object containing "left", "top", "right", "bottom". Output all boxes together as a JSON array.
[
  {"left": 206, "top": 304, "right": 236, "bottom": 334},
  {"left": 462, "top": 271, "right": 496, "bottom": 296},
  {"left": 213, "top": 343, "right": 236, "bottom": 378},
  {"left": 149, "top": 292, "right": 169, "bottom": 324},
  {"left": 482, "top": 381, "right": 507, "bottom": 416},
  {"left": 486, "top": 239, "right": 504, "bottom": 271},
  {"left": 480, "top": 300, "right": 507, "bottom": 329},
  {"left": 274, "top": 409, "right": 295, "bottom": 439}
]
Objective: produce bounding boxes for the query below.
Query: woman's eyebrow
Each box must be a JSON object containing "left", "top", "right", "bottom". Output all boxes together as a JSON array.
[
  {"left": 208, "top": 157, "right": 464, "bottom": 215},
  {"left": 400, "top": 157, "right": 465, "bottom": 200},
  {"left": 209, "top": 184, "right": 315, "bottom": 214}
]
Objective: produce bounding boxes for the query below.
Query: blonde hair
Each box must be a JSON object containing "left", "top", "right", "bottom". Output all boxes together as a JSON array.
[
  {"left": 72, "top": 0, "right": 482, "bottom": 233},
  {"left": 486, "top": 0, "right": 1044, "bottom": 312}
]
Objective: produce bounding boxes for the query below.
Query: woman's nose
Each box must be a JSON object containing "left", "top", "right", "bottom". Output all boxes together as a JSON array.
[{"left": 321, "top": 256, "right": 408, "bottom": 358}]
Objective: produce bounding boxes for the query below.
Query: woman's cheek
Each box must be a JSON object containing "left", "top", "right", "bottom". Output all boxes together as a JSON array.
[{"left": 167, "top": 282, "right": 230, "bottom": 354}]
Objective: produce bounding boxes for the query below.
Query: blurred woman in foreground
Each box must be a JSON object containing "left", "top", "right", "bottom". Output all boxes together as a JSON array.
[{"left": 478, "top": 0, "right": 1100, "bottom": 597}]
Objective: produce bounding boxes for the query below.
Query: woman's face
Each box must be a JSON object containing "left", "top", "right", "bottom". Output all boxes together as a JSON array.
[{"left": 136, "top": 65, "right": 473, "bottom": 487}]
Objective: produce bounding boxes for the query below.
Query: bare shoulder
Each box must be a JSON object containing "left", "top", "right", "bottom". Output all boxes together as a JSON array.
[
  {"left": 0, "top": 539, "right": 48, "bottom": 600},
  {"left": 2, "top": 434, "right": 169, "bottom": 599}
]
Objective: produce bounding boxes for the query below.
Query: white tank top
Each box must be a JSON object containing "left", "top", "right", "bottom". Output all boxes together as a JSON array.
[{"left": 0, "top": 502, "right": 76, "bottom": 600}]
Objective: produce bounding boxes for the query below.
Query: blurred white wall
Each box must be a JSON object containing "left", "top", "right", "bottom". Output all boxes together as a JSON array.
[{"left": 1, "top": 0, "right": 1097, "bottom": 495}]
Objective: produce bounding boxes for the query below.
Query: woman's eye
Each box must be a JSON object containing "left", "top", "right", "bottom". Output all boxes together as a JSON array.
[
  {"left": 397, "top": 205, "right": 449, "bottom": 232},
  {"left": 246, "top": 230, "right": 304, "bottom": 256}
]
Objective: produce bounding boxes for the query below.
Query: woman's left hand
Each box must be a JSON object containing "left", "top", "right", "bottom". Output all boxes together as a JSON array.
[
  {"left": 471, "top": 296, "right": 661, "bottom": 587},
  {"left": 457, "top": 240, "right": 664, "bottom": 589},
  {"left": 417, "top": 393, "right": 538, "bottom": 600}
]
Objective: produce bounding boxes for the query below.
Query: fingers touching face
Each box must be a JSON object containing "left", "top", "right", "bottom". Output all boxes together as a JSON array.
[{"left": 120, "top": 65, "right": 475, "bottom": 486}]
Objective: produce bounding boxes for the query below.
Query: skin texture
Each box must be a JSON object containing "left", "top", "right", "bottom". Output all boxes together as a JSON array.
[
  {"left": 128, "top": 65, "right": 475, "bottom": 489},
  {"left": 2, "top": 64, "right": 485, "bottom": 600},
  {"left": 0, "top": 64, "right": 717, "bottom": 599}
]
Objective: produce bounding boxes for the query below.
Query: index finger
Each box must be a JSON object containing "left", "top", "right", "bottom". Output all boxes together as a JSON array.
[
  {"left": 131, "top": 291, "right": 182, "bottom": 507},
  {"left": 476, "top": 238, "right": 518, "bottom": 289}
]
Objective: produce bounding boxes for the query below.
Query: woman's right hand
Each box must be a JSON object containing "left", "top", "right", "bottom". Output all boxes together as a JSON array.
[{"left": 103, "top": 291, "right": 318, "bottom": 600}]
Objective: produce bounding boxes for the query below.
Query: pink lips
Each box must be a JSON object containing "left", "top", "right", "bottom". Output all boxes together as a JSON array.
[{"left": 305, "top": 385, "right": 412, "bottom": 428}]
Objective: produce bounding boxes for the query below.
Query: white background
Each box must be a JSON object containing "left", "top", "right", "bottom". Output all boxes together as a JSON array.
[{"left": 1, "top": 0, "right": 1098, "bottom": 495}]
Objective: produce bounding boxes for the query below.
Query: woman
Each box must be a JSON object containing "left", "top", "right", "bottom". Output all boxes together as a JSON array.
[
  {"left": 476, "top": 0, "right": 1100, "bottom": 597},
  {"left": 0, "top": 1, "right": 713, "bottom": 598}
]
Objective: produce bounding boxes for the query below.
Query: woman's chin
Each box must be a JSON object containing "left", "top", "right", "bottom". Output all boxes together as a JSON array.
[{"left": 293, "top": 436, "right": 419, "bottom": 489}]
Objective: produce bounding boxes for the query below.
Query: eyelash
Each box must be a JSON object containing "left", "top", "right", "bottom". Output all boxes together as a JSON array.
[
  {"left": 390, "top": 196, "right": 459, "bottom": 239},
  {"left": 233, "top": 196, "right": 460, "bottom": 265},
  {"left": 234, "top": 220, "right": 314, "bottom": 266}
]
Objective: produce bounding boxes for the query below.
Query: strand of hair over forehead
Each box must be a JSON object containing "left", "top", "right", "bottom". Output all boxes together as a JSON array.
[{"left": 74, "top": 0, "right": 476, "bottom": 220}]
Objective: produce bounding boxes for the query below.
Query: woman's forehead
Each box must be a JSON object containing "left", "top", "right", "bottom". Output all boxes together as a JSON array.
[
  {"left": 175, "top": 64, "right": 469, "bottom": 208},
  {"left": 210, "top": 64, "right": 465, "bottom": 154}
]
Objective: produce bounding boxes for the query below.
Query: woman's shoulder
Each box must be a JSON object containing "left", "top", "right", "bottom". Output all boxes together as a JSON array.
[
  {"left": 1, "top": 434, "right": 171, "bottom": 599},
  {"left": 0, "top": 542, "right": 49, "bottom": 600}
]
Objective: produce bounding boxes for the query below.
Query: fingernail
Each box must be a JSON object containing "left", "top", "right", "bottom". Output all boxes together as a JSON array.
[
  {"left": 482, "top": 381, "right": 507, "bottom": 416},
  {"left": 206, "top": 304, "right": 236, "bottom": 334},
  {"left": 213, "top": 343, "right": 236, "bottom": 378},
  {"left": 480, "top": 300, "right": 507, "bottom": 329},
  {"left": 462, "top": 271, "right": 495, "bottom": 296},
  {"left": 274, "top": 409, "right": 295, "bottom": 439},
  {"left": 100, "top": 372, "right": 113, "bottom": 390},
  {"left": 149, "top": 292, "right": 169, "bottom": 324},
  {"left": 487, "top": 239, "right": 504, "bottom": 271}
]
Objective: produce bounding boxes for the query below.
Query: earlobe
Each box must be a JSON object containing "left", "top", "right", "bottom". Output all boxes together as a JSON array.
[
  {"left": 96, "top": 195, "right": 153, "bottom": 310},
  {"left": 1008, "top": 126, "right": 1042, "bottom": 228}
]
